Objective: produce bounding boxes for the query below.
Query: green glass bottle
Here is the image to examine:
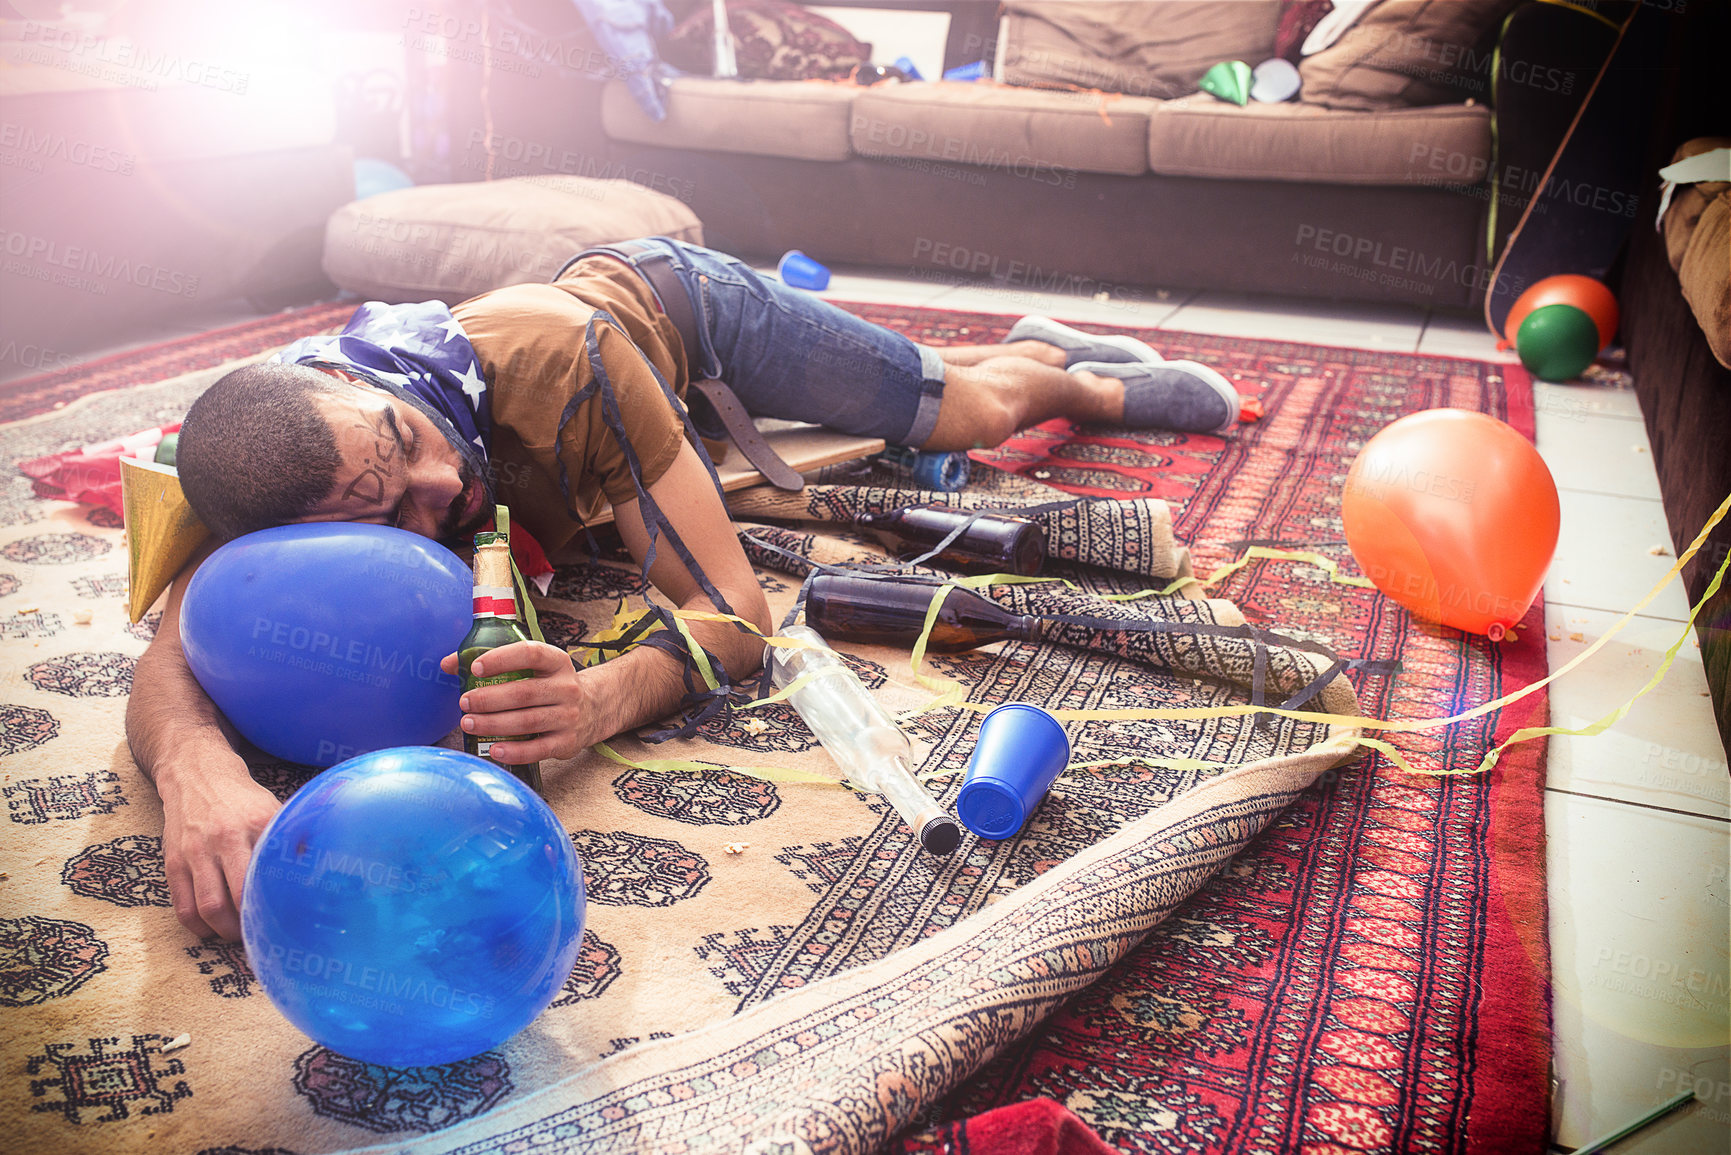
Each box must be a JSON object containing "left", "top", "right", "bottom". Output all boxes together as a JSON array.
[{"left": 459, "top": 530, "right": 543, "bottom": 793}]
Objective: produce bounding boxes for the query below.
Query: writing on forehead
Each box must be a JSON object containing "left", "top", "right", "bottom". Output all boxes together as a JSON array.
[{"left": 340, "top": 406, "right": 399, "bottom": 505}]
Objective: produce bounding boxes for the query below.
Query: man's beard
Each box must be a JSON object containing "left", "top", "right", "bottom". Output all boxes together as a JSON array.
[
  {"left": 366, "top": 380, "right": 496, "bottom": 543},
  {"left": 441, "top": 458, "right": 495, "bottom": 542}
]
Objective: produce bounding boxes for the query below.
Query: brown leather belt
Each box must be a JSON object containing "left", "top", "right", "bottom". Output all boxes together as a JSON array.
[{"left": 558, "top": 243, "right": 805, "bottom": 490}]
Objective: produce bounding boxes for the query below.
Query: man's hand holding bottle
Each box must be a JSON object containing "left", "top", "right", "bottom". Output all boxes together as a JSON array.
[{"left": 438, "top": 640, "right": 596, "bottom": 773}]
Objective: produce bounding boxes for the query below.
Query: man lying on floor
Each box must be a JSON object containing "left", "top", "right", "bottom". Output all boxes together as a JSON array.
[{"left": 127, "top": 236, "right": 1242, "bottom": 942}]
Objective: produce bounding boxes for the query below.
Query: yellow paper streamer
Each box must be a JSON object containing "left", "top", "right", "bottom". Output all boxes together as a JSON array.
[
  {"left": 1467, "top": 529, "right": 1727, "bottom": 775},
  {"left": 668, "top": 610, "right": 720, "bottom": 693},
  {"left": 910, "top": 752, "right": 1251, "bottom": 785},
  {"left": 575, "top": 598, "right": 663, "bottom": 667},
  {"left": 589, "top": 492, "right": 1728, "bottom": 782},
  {"left": 593, "top": 741, "right": 846, "bottom": 788},
  {"left": 1155, "top": 545, "right": 1377, "bottom": 597}
]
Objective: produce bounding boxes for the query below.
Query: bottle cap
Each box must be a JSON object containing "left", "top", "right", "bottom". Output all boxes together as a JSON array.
[
  {"left": 920, "top": 816, "right": 961, "bottom": 856},
  {"left": 956, "top": 703, "right": 1069, "bottom": 840}
]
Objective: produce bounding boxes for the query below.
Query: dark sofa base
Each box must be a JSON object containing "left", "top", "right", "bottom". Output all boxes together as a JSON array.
[
  {"left": 1619, "top": 0, "right": 1731, "bottom": 751},
  {"left": 1623, "top": 197, "right": 1731, "bottom": 750},
  {"left": 598, "top": 146, "right": 1492, "bottom": 310}
]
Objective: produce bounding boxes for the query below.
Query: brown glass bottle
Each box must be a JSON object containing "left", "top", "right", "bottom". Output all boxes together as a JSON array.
[
  {"left": 459, "top": 535, "right": 544, "bottom": 794},
  {"left": 804, "top": 572, "right": 1043, "bottom": 653},
  {"left": 857, "top": 504, "right": 1046, "bottom": 575}
]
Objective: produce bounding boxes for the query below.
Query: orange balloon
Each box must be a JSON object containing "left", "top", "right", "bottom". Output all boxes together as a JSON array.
[
  {"left": 1502, "top": 274, "right": 1619, "bottom": 349},
  {"left": 1342, "top": 409, "right": 1559, "bottom": 638}
]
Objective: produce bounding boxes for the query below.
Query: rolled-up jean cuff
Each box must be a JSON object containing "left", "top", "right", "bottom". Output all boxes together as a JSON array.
[{"left": 900, "top": 344, "right": 948, "bottom": 447}]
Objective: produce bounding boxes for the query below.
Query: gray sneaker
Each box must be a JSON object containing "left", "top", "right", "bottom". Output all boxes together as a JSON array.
[
  {"left": 1072, "top": 359, "right": 1240, "bottom": 435},
  {"left": 1006, "top": 315, "right": 1162, "bottom": 367}
]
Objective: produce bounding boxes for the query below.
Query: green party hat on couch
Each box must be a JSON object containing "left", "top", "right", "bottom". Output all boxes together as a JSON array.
[{"left": 1199, "top": 60, "right": 1254, "bottom": 106}]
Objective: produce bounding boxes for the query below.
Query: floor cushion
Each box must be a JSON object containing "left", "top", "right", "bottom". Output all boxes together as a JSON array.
[{"left": 321, "top": 175, "right": 703, "bottom": 304}]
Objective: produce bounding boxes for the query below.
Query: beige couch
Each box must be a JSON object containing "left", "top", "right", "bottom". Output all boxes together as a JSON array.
[{"left": 429, "top": 0, "right": 1599, "bottom": 309}]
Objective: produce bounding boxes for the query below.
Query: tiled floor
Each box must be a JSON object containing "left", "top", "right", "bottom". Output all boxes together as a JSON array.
[
  {"left": 805, "top": 266, "right": 1728, "bottom": 1153},
  {"left": 1531, "top": 371, "right": 1728, "bottom": 1153}
]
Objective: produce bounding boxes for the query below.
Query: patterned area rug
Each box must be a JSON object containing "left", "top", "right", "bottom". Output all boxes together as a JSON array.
[
  {"left": 0, "top": 303, "right": 1549, "bottom": 1155},
  {"left": 0, "top": 304, "right": 357, "bottom": 426},
  {"left": 874, "top": 311, "right": 1555, "bottom": 1155}
]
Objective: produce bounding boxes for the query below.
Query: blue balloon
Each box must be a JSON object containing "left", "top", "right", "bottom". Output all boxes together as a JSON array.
[
  {"left": 353, "top": 157, "right": 414, "bottom": 200},
  {"left": 179, "top": 523, "right": 470, "bottom": 767},
  {"left": 243, "top": 747, "right": 585, "bottom": 1067}
]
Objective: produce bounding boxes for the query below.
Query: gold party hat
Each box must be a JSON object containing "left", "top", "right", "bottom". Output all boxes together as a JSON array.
[{"left": 120, "top": 456, "right": 209, "bottom": 622}]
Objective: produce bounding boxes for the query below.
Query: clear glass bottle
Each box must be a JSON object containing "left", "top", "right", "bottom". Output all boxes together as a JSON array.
[{"left": 766, "top": 625, "right": 960, "bottom": 855}]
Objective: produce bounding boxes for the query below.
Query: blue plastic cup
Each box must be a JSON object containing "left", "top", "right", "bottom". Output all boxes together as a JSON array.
[
  {"left": 956, "top": 703, "right": 1070, "bottom": 840},
  {"left": 777, "top": 249, "right": 831, "bottom": 291}
]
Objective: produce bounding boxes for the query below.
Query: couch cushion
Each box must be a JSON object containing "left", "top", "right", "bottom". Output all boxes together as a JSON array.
[
  {"left": 1300, "top": 0, "right": 1522, "bottom": 111},
  {"left": 602, "top": 78, "right": 856, "bottom": 161},
  {"left": 1148, "top": 93, "right": 1491, "bottom": 186},
  {"left": 321, "top": 176, "right": 703, "bottom": 304},
  {"left": 1000, "top": 0, "right": 1280, "bottom": 99},
  {"left": 851, "top": 82, "right": 1158, "bottom": 178}
]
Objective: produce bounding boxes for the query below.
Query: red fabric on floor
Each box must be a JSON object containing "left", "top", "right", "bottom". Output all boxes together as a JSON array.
[{"left": 901, "top": 1098, "right": 1124, "bottom": 1155}]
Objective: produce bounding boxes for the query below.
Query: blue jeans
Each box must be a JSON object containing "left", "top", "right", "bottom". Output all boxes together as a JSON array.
[{"left": 593, "top": 238, "right": 947, "bottom": 447}]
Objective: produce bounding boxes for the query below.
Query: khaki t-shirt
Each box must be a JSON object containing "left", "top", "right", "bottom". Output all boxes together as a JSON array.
[{"left": 452, "top": 257, "right": 691, "bottom": 556}]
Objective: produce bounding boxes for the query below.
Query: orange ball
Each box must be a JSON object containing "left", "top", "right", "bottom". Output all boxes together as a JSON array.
[
  {"left": 1503, "top": 275, "right": 1619, "bottom": 350},
  {"left": 1343, "top": 410, "right": 1559, "bottom": 639}
]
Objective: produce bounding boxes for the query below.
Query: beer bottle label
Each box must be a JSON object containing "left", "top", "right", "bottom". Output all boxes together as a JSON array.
[
  {"left": 466, "top": 668, "right": 532, "bottom": 749},
  {"left": 472, "top": 585, "right": 516, "bottom": 617}
]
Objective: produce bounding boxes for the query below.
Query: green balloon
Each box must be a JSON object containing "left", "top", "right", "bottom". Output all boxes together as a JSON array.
[{"left": 1516, "top": 303, "right": 1600, "bottom": 381}]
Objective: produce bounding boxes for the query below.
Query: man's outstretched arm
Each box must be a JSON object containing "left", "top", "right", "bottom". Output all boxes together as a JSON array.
[
  {"left": 446, "top": 436, "right": 773, "bottom": 762},
  {"left": 126, "top": 541, "right": 281, "bottom": 942}
]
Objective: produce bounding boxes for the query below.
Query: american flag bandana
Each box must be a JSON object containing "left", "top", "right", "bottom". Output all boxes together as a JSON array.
[{"left": 275, "top": 299, "right": 491, "bottom": 463}]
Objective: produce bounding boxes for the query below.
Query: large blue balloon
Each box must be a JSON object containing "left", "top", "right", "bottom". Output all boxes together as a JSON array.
[
  {"left": 179, "top": 523, "right": 470, "bottom": 767},
  {"left": 243, "top": 747, "right": 585, "bottom": 1067}
]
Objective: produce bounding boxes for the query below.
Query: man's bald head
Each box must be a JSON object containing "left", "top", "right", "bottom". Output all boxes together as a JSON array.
[{"left": 177, "top": 362, "right": 349, "bottom": 540}]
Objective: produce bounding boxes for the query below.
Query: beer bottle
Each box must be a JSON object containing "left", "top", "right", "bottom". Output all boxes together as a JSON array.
[
  {"left": 804, "top": 572, "right": 1043, "bottom": 653},
  {"left": 858, "top": 504, "right": 1047, "bottom": 575},
  {"left": 459, "top": 531, "right": 543, "bottom": 793},
  {"left": 767, "top": 624, "right": 961, "bottom": 855}
]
